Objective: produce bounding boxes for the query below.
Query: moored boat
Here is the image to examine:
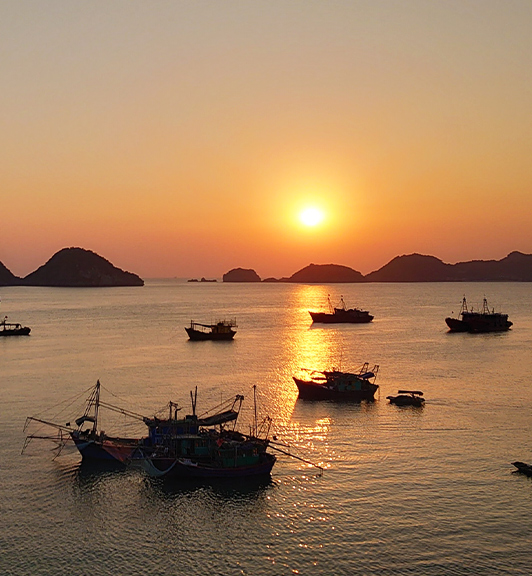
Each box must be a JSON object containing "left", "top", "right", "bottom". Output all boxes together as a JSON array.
[
  {"left": 293, "top": 363, "right": 379, "bottom": 401},
  {"left": 445, "top": 297, "right": 512, "bottom": 333},
  {"left": 512, "top": 461, "right": 532, "bottom": 477},
  {"left": 185, "top": 319, "right": 237, "bottom": 340},
  {"left": 139, "top": 387, "right": 276, "bottom": 479},
  {"left": 0, "top": 316, "right": 31, "bottom": 336},
  {"left": 23, "top": 380, "right": 145, "bottom": 464},
  {"left": 24, "top": 382, "right": 279, "bottom": 479},
  {"left": 387, "top": 390, "right": 425, "bottom": 407},
  {"left": 309, "top": 296, "right": 373, "bottom": 324}
]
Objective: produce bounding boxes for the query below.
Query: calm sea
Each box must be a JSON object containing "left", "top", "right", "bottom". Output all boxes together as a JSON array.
[{"left": 1, "top": 281, "right": 532, "bottom": 575}]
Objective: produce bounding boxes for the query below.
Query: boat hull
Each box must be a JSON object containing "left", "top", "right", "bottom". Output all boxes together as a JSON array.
[
  {"left": 512, "top": 461, "right": 532, "bottom": 477},
  {"left": 293, "top": 377, "right": 378, "bottom": 401},
  {"left": 185, "top": 327, "right": 236, "bottom": 341},
  {"left": 0, "top": 326, "right": 31, "bottom": 336},
  {"left": 71, "top": 434, "right": 140, "bottom": 463},
  {"left": 309, "top": 311, "right": 373, "bottom": 324},
  {"left": 387, "top": 395, "right": 425, "bottom": 407},
  {"left": 445, "top": 317, "right": 512, "bottom": 333},
  {"left": 143, "top": 453, "right": 276, "bottom": 478}
]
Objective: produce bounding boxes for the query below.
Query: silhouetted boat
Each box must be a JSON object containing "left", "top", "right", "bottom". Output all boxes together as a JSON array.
[
  {"left": 512, "top": 461, "right": 532, "bottom": 477},
  {"left": 23, "top": 380, "right": 144, "bottom": 464},
  {"left": 309, "top": 296, "right": 373, "bottom": 324},
  {"left": 387, "top": 390, "right": 425, "bottom": 407},
  {"left": 185, "top": 319, "right": 237, "bottom": 340},
  {"left": 24, "top": 382, "right": 279, "bottom": 479},
  {"left": 138, "top": 387, "right": 276, "bottom": 478},
  {"left": 0, "top": 316, "right": 31, "bottom": 336},
  {"left": 445, "top": 297, "right": 512, "bottom": 333},
  {"left": 293, "top": 363, "right": 379, "bottom": 401}
]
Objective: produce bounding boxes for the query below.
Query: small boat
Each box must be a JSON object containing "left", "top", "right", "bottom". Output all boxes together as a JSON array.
[
  {"left": 293, "top": 363, "right": 379, "bottom": 401},
  {"left": 0, "top": 316, "right": 31, "bottom": 336},
  {"left": 309, "top": 295, "right": 373, "bottom": 324},
  {"left": 387, "top": 390, "right": 425, "bottom": 407},
  {"left": 512, "top": 461, "right": 532, "bottom": 477},
  {"left": 185, "top": 319, "right": 237, "bottom": 340},
  {"left": 445, "top": 297, "right": 512, "bottom": 333}
]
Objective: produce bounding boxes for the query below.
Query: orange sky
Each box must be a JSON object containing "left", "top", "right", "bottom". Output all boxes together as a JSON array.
[{"left": 1, "top": 2, "right": 532, "bottom": 278}]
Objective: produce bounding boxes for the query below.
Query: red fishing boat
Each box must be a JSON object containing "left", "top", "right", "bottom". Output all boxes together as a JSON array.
[{"left": 293, "top": 363, "right": 379, "bottom": 401}]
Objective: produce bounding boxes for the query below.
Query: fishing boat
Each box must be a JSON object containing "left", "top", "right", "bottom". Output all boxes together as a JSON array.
[
  {"left": 445, "top": 297, "right": 512, "bottom": 333},
  {"left": 293, "top": 363, "right": 379, "bottom": 401},
  {"left": 309, "top": 296, "right": 373, "bottom": 324},
  {"left": 387, "top": 390, "right": 425, "bottom": 407},
  {"left": 185, "top": 319, "right": 237, "bottom": 340},
  {"left": 512, "top": 461, "right": 532, "bottom": 477},
  {"left": 0, "top": 316, "right": 31, "bottom": 336},
  {"left": 23, "top": 382, "right": 289, "bottom": 479},
  {"left": 139, "top": 387, "right": 277, "bottom": 479},
  {"left": 23, "top": 380, "right": 145, "bottom": 464}
]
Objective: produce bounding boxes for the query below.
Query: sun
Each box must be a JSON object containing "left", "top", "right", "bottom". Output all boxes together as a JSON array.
[{"left": 299, "top": 207, "right": 324, "bottom": 227}]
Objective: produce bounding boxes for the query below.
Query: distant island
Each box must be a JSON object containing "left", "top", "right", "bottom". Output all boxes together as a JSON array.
[
  {"left": 188, "top": 277, "right": 217, "bottom": 283},
  {"left": 221, "top": 251, "right": 532, "bottom": 283},
  {"left": 3, "top": 249, "right": 532, "bottom": 286},
  {"left": 222, "top": 268, "right": 261, "bottom": 282},
  {"left": 0, "top": 247, "right": 144, "bottom": 287}
]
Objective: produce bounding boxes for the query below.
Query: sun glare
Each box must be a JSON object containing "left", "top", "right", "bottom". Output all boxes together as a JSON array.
[{"left": 299, "top": 207, "right": 324, "bottom": 227}]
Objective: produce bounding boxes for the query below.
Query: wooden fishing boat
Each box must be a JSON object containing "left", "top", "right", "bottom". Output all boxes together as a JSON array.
[
  {"left": 0, "top": 316, "right": 31, "bottom": 336},
  {"left": 23, "top": 383, "right": 290, "bottom": 479},
  {"left": 23, "top": 380, "right": 145, "bottom": 464},
  {"left": 293, "top": 363, "right": 379, "bottom": 401},
  {"left": 185, "top": 319, "right": 237, "bottom": 340},
  {"left": 139, "top": 387, "right": 277, "bottom": 479},
  {"left": 387, "top": 390, "right": 425, "bottom": 407},
  {"left": 445, "top": 297, "right": 512, "bottom": 333},
  {"left": 309, "top": 296, "right": 373, "bottom": 324}
]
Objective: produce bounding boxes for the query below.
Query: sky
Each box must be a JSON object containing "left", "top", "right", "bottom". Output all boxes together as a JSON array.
[{"left": 1, "top": 1, "right": 532, "bottom": 279}]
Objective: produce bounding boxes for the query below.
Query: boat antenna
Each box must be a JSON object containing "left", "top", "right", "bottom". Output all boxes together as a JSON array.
[
  {"left": 92, "top": 380, "right": 101, "bottom": 436},
  {"left": 253, "top": 385, "right": 258, "bottom": 437},
  {"left": 190, "top": 386, "right": 197, "bottom": 416}
]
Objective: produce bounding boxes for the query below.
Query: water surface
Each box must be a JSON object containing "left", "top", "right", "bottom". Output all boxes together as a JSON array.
[{"left": 2, "top": 281, "right": 531, "bottom": 575}]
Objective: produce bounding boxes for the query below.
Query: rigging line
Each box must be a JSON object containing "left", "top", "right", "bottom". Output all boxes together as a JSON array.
[
  {"left": 99, "top": 383, "right": 144, "bottom": 411},
  {"left": 197, "top": 395, "right": 241, "bottom": 418},
  {"left": 98, "top": 401, "right": 146, "bottom": 420},
  {"left": 269, "top": 444, "right": 324, "bottom": 475},
  {"left": 30, "top": 384, "right": 94, "bottom": 420}
]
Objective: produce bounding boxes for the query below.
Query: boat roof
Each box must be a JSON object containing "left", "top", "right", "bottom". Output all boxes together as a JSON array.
[{"left": 397, "top": 390, "right": 424, "bottom": 395}]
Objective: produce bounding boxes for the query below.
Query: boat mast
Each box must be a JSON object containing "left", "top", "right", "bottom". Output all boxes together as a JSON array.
[
  {"left": 253, "top": 385, "right": 258, "bottom": 437},
  {"left": 190, "top": 386, "right": 197, "bottom": 417},
  {"left": 92, "top": 380, "right": 101, "bottom": 436}
]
